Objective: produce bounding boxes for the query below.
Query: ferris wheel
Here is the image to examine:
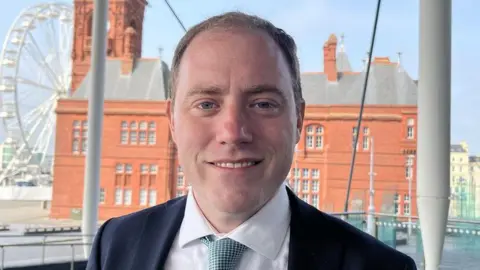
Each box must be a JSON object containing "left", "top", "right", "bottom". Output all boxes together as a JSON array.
[{"left": 0, "top": 3, "right": 73, "bottom": 186}]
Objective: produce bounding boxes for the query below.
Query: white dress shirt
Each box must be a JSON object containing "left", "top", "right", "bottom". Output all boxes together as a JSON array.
[{"left": 164, "top": 184, "right": 291, "bottom": 270}]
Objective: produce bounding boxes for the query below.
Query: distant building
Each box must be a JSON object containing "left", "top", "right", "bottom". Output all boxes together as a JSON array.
[
  {"left": 450, "top": 142, "right": 476, "bottom": 218},
  {"left": 468, "top": 155, "right": 480, "bottom": 218},
  {"left": 51, "top": 0, "right": 419, "bottom": 220}
]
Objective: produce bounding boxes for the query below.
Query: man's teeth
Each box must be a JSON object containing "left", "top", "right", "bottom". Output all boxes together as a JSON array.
[{"left": 214, "top": 162, "right": 256, "bottom": 168}]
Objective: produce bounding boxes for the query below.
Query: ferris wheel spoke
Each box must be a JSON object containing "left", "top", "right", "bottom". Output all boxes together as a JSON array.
[
  {"left": 16, "top": 76, "right": 59, "bottom": 92},
  {"left": 46, "top": 19, "right": 65, "bottom": 76},
  {"left": 26, "top": 32, "right": 63, "bottom": 87},
  {"left": 19, "top": 94, "right": 56, "bottom": 129},
  {"left": 31, "top": 101, "right": 55, "bottom": 155},
  {"left": 22, "top": 43, "right": 60, "bottom": 88}
]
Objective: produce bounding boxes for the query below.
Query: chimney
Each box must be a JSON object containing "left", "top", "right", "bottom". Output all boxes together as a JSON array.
[
  {"left": 121, "top": 26, "right": 137, "bottom": 75},
  {"left": 323, "top": 34, "right": 338, "bottom": 82}
]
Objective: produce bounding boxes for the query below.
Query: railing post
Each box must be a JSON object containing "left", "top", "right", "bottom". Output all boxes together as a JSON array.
[
  {"left": 41, "top": 235, "right": 46, "bottom": 264},
  {"left": 71, "top": 244, "right": 75, "bottom": 270},
  {"left": 1, "top": 246, "right": 4, "bottom": 270}
]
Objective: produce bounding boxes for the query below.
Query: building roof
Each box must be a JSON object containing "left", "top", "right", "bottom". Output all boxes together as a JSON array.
[
  {"left": 451, "top": 144, "right": 467, "bottom": 153},
  {"left": 469, "top": 156, "right": 480, "bottom": 163},
  {"left": 301, "top": 58, "right": 417, "bottom": 105},
  {"left": 72, "top": 50, "right": 417, "bottom": 106},
  {"left": 71, "top": 58, "right": 170, "bottom": 100}
]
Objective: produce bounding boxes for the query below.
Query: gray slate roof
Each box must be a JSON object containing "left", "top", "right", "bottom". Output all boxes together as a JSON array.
[
  {"left": 451, "top": 145, "right": 467, "bottom": 153},
  {"left": 301, "top": 58, "right": 417, "bottom": 105},
  {"left": 72, "top": 51, "right": 417, "bottom": 106},
  {"left": 72, "top": 58, "right": 170, "bottom": 100}
]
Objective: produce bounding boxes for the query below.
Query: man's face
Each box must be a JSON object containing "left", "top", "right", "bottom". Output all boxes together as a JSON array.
[{"left": 168, "top": 28, "right": 304, "bottom": 214}]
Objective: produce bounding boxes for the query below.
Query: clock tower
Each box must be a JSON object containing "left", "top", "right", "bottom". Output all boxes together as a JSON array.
[{"left": 70, "top": 0, "right": 148, "bottom": 93}]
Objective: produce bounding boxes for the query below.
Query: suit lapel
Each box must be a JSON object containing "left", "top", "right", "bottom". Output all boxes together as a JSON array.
[
  {"left": 131, "top": 197, "right": 187, "bottom": 270},
  {"left": 286, "top": 187, "right": 345, "bottom": 270}
]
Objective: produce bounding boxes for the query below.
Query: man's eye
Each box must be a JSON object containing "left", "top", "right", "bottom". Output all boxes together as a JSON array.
[
  {"left": 197, "top": 102, "right": 216, "bottom": 110},
  {"left": 253, "top": 102, "right": 277, "bottom": 109}
]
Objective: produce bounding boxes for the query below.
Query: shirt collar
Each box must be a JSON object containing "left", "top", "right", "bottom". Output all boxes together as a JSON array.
[{"left": 177, "top": 184, "right": 291, "bottom": 260}]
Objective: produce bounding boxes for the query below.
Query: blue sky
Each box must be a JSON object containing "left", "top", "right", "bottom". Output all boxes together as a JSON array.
[{"left": 0, "top": 0, "right": 478, "bottom": 154}]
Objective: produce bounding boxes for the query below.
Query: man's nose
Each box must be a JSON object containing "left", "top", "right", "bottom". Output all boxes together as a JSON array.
[{"left": 216, "top": 106, "right": 253, "bottom": 145}]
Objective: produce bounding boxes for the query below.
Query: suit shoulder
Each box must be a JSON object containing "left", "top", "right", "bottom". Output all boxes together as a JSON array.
[{"left": 101, "top": 196, "right": 185, "bottom": 237}]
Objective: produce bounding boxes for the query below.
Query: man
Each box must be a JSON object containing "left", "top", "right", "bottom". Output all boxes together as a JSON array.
[{"left": 87, "top": 12, "right": 417, "bottom": 270}]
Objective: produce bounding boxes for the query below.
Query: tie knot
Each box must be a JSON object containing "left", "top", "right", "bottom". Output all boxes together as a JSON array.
[{"left": 201, "top": 236, "right": 248, "bottom": 270}]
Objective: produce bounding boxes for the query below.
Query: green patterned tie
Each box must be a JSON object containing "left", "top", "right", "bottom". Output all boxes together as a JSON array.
[{"left": 200, "top": 235, "right": 248, "bottom": 270}]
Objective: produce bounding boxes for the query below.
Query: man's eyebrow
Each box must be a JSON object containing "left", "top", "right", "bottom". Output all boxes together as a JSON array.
[
  {"left": 185, "top": 86, "right": 225, "bottom": 99},
  {"left": 244, "top": 84, "right": 287, "bottom": 100}
]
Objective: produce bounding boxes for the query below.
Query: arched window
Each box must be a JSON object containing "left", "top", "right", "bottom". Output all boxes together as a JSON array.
[{"left": 305, "top": 124, "right": 324, "bottom": 150}]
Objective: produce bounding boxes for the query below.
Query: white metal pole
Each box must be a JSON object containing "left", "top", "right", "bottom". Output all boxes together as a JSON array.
[
  {"left": 408, "top": 172, "right": 412, "bottom": 237},
  {"left": 417, "top": 0, "right": 451, "bottom": 269},
  {"left": 81, "top": 0, "right": 109, "bottom": 259},
  {"left": 367, "top": 137, "right": 376, "bottom": 237}
]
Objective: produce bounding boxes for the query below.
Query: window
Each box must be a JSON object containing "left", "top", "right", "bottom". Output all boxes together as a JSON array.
[
  {"left": 130, "top": 131, "right": 137, "bottom": 144},
  {"left": 130, "top": 121, "right": 137, "bottom": 129},
  {"left": 178, "top": 166, "right": 183, "bottom": 173},
  {"left": 121, "top": 121, "right": 128, "bottom": 129},
  {"left": 120, "top": 131, "right": 128, "bottom": 144},
  {"left": 123, "top": 189, "right": 132, "bottom": 205},
  {"left": 176, "top": 190, "right": 184, "bottom": 198},
  {"left": 114, "top": 188, "right": 122, "bottom": 205},
  {"left": 302, "top": 194, "right": 309, "bottom": 203},
  {"left": 362, "top": 136, "right": 369, "bottom": 150},
  {"left": 363, "top": 127, "right": 370, "bottom": 135},
  {"left": 150, "top": 164, "right": 157, "bottom": 174},
  {"left": 99, "top": 188, "right": 105, "bottom": 203},
  {"left": 306, "top": 136, "right": 313, "bottom": 148},
  {"left": 139, "top": 121, "right": 147, "bottom": 130},
  {"left": 302, "top": 168, "right": 309, "bottom": 178},
  {"left": 72, "top": 120, "right": 88, "bottom": 155},
  {"left": 404, "top": 194, "right": 410, "bottom": 202},
  {"left": 148, "top": 190, "right": 157, "bottom": 206},
  {"left": 72, "top": 139, "right": 79, "bottom": 153},
  {"left": 139, "top": 131, "right": 147, "bottom": 144},
  {"left": 312, "top": 194, "right": 319, "bottom": 208},
  {"left": 404, "top": 203, "right": 410, "bottom": 215},
  {"left": 139, "top": 189, "right": 147, "bottom": 206},
  {"left": 73, "top": 120, "right": 81, "bottom": 129},
  {"left": 405, "top": 156, "right": 414, "bottom": 179},
  {"left": 394, "top": 193, "right": 400, "bottom": 215},
  {"left": 140, "top": 164, "right": 148, "bottom": 174},
  {"left": 148, "top": 121, "right": 156, "bottom": 130},
  {"left": 407, "top": 118, "right": 415, "bottom": 139},
  {"left": 312, "top": 180, "right": 319, "bottom": 192},
  {"left": 148, "top": 131, "right": 156, "bottom": 145},
  {"left": 305, "top": 124, "right": 324, "bottom": 150},
  {"left": 115, "top": 163, "right": 124, "bottom": 173},
  {"left": 312, "top": 169, "right": 320, "bottom": 179},
  {"left": 125, "top": 164, "right": 132, "bottom": 174},
  {"left": 81, "top": 139, "right": 87, "bottom": 154},
  {"left": 177, "top": 175, "right": 184, "bottom": 187},
  {"left": 302, "top": 180, "right": 309, "bottom": 192}
]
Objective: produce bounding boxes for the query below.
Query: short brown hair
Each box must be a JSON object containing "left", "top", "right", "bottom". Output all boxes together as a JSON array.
[{"left": 169, "top": 11, "right": 304, "bottom": 111}]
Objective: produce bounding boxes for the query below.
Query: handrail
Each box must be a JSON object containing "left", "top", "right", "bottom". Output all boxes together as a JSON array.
[{"left": 0, "top": 242, "right": 92, "bottom": 270}]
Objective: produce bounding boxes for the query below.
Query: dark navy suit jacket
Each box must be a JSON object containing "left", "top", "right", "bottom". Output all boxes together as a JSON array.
[{"left": 86, "top": 187, "right": 417, "bottom": 270}]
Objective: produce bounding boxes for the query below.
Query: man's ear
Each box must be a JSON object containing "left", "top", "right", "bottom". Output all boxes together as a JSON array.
[
  {"left": 167, "top": 99, "right": 176, "bottom": 144},
  {"left": 295, "top": 102, "right": 305, "bottom": 144}
]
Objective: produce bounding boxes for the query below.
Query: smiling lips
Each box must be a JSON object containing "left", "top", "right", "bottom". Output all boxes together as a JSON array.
[{"left": 208, "top": 159, "right": 262, "bottom": 169}]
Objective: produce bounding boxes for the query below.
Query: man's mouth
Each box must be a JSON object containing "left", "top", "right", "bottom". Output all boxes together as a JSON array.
[{"left": 207, "top": 160, "right": 262, "bottom": 169}]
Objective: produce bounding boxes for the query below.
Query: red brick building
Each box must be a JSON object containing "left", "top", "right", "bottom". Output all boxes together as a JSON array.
[{"left": 51, "top": 0, "right": 418, "bottom": 220}]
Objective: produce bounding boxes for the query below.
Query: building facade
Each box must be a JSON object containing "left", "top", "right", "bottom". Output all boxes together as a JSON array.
[
  {"left": 50, "top": 0, "right": 419, "bottom": 221},
  {"left": 450, "top": 142, "right": 472, "bottom": 218}
]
